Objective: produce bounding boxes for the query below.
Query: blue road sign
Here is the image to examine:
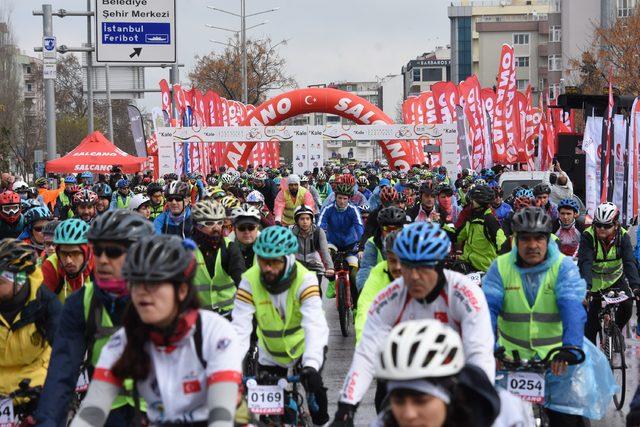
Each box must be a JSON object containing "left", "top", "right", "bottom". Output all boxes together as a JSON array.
[{"left": 101, "top": 22, "right": 170, "bottom": 45}]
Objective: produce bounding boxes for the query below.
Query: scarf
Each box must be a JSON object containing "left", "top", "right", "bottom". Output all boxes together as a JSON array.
[{"left": 149, "top": 309, "right": 198, "bottom": 347}]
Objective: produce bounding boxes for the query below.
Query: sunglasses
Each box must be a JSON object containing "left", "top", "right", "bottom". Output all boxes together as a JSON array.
[
  {"left": 1, "top": 204, "right": 20, "bottom": 215},
  {"left": 237, "top": 224, "right": 257, "bottom": 232},
  {"left": 166, "top": 196, "right": 184, "bottom": 202},
  {"left": 32, "top": 225, "right": 44, "bottom": 232},
  {"left": 93, "top": 245, "right": 126, "bottom": 259},
  {"left": 198, "top": 220, "right": 224, "bottom": 228},
  {"left": 594, "top": 223, "right": 614, "bottom": 230}
]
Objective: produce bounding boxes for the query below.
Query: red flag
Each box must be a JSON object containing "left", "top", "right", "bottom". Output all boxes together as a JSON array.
[
  {"left": 514, "top": 91, "right": 528, "bottom": 164},
  {"left": 601, "top": 68, "right": 615, "bottom": 202},
  {"left": 459, "top": 76, "right": 485, "bottom": 170},
  {"left": 173, "top": 84, "right": 186, "bottom": 123},
  {"left": 418, "top": 91, "right": 441, "bottom": 166},
  {"left": 159, "top": 79, "right": 172, "bottom": 121},
  {"left": 431, "top": 82, "right": 459, "bottom": 124},
  {"left": 492, "top": 44, "right": 516, "bottom": 164}
]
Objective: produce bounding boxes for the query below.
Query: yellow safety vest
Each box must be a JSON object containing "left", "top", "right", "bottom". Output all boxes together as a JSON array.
[
  {"left": 584, "top": 227, "right": 626, "bottom": 292},
  {"left": 193, "top": 240, "right": 236, "bottom": 313},
  {"left": 283, "top": 187, "right": 308, "bottom": 226}
]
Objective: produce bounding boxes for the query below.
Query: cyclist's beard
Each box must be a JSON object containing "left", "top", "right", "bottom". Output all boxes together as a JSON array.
[
  {"left": 560, "top": 219, "right": 576, "bottom": 229},
  {"left": 193, "top": 227, "right": 221, "bottom": 249},
  {"left": 261, "top": 254, "right": 297, "bottom": 294}
]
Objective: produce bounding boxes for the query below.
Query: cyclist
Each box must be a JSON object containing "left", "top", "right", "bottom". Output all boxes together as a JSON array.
[
  {"left": 359, "top": 185, "right": 399, "bottom": 257},
  {"left": 128, "top": 193, "right": 151, "bottom": 220},
  {"left": 318, "top": 182, "right": 364, "bottom": 299},
  {"left": 357, "top": 175, "right": 372, "bottom": 200},
  {"left": 72, "top": 189, "right": 99, "bottom": 223},
  {"left": 356, "top": 206, "right": 406, "bottom": 292},
  {"left": 252, "top": 170, "right": 278, "bottom": 211},
  {"left": 331, "top": 222, "right": 495, "bottom": 423},
  {"left": 231, "top": 226, "right": 330, "bottom": 425},
  {"left": 35, "top": 177, "right": 62, "bottom": 211},
  {"left": 230, "top": 204, "right": 261, "bottom": 268},
  {"left": 0, "top": 191, "right": 25, "bottom": 239},
  {"left": 292, "top": 204, "right": 334, "bottom": 288},
  {"left": 69, "top": 234, "right": 242, "bottom": 427},
  {"left": 372, "top": 320, "right": 530, "bottom": 427},
  {"left": 146, "top": 182, "right": 165, "bottom": 221},
  {"left": 41, "top": 219, "right": 93, "bottom": 303},
  {"left": 191, "top": 200, "right": 246, "bottom": 317},
  {"left": 322, "top": 174, "right": 368, "bottom": 208},
  {"left": 300, "top": 175, "right": 321, "bottom": 209},
  {"left": 315, "top": 171, "right": 332, "bottom": 204},
  {"left": 36, "top": 210, "right": 154, "bottom": 426},
  {"left": 109, "top": 179, "right": 132, "bottom": 210},
  {"left": 54, "top": 176, "right": 79, "bottom": 219},
  {"left": 555, "top": 198, "right": 583, "bottom": 257},
  {"left": 455, "top": 185, "right": 507, "bottom": 273},
  {"left": 274, "top": 174, "right": 315, "bottom": 226},
  {"left": 490, "top": 186, "right": 512, "bottom": 226},
  {"left": 578, "top": 202, "right": 640, "bottom": 343},
  {"left": 19, "top": 206, "right": 52, "bottom": 256},
  {"left": 533, "top": 183, "right": 559, "bottom": 223},
  {"left": 483, "top": 207, "right": 587, "bottom": 426},
  {"left": 355, "top": 231, "right": 402, "bottom": 344},
  {"left": 408, "top": 181, "right": 445, "bottom": 223},
  {"left": 92, "top": 183, "right": 112, "bottom": 216},
  {"left": 41, "top": 220, "right": 59, "bottom": 260},
  {"left": 154, "top": 180, "right": 193, "bottom": 238},
  {"left": 246, "top": 189, "right": 275, "bottom": 228}
]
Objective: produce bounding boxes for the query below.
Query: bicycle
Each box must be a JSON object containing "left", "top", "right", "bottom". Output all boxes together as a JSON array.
[
  {"left": 495, "top": 345, "right": 585, "bottom": 427},
  {"left": 243, "top": 371, "right": 318, "bottom": 427},
  {"left": 0, "top": 379, "right": 42, "bottom": 427},
  {"left": 596, "top": 289, "right": 629, "bottom": 410},
  {"left": 330, "top": 248, "right": 355, "bottom": 337}
]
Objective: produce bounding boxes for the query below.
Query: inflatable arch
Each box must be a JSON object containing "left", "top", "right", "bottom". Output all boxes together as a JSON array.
[{"left": 222, "top": 87, "right": 416, "bottom": 170}]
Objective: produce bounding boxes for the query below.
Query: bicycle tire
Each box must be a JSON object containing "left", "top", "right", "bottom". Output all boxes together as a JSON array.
[
  {"left": 337, "top": 277, "right": 350, "bottom": 337},
  {"left": 610, "top": 323, "right": 626, "bottom": 410}
]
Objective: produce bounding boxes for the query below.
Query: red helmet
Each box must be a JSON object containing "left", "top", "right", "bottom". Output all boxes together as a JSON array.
[
  {"left": 339, "top": 174, "right": 356, "bottom": 187},
  {"left": 380, "top": 186, "right": 399, "bottom": 206},
  {"left": 0, "top": 191, "right": 21, "bottom": 224}
]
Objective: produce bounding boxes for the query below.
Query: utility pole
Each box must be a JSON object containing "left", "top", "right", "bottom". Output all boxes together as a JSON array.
[
  {"left": 207, "top": 1, "right": 279, "bottom": 104},
  {"left": 42, "top": 5, "right": 57, "bottom": 161},
  {"left": 86, "top": 0, "right": 94, "bottom": 133},
  {"left": 105, "top": 64, "right": 114, "bottom": 141}
]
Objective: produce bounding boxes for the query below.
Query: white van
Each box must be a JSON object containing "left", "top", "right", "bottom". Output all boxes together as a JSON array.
[{"left": 498, "top": 171, "right": 551, "bottom": 197}]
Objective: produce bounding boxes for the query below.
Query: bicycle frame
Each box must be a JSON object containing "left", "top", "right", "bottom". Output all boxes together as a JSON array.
[{"left": 333, "top": 251, "right": 352, "bottom": 311}]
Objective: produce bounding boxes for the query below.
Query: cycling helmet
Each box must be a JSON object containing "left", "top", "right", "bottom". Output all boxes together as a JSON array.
[
  {"left": 42, "top": 220, "right": 60, "bottom": 237},
  {"left": 359, "top": 204, "right": 371, "bottom": 214},
  {"left": 54, "top": 219, "right": 89, "bottom": 245},
  {"left": 73, "top": 189, "right": 98, "bottom": 206},
  {"left": 21, "top": 199, "right": 41, "bottom": 212},
  {"left": 209, "top": 186, "right": 226, "bottom": 199},
  {"left": 378, "top": 206, "right": 407, "bottom": 226},
  {"left": 253, "top": 226, "right": 298, "bottom": 259},
  {"left": 123, "top": 234, "right": 196, "bottom": 284},
  {"left": 81, "top": 171, "right": 93, "bottom": 180},
  {"left": 231, "top": 203, "right": 261, "bottom": 225},
  {"left": 339, "top": 174, "right": 356, "bottom": 187},
  {"left": 294, "top": 205, "right": 315, "bottom": 221},
  {"left": 246, "top": 190, "right": 265, "bottom": 204},
  {"left": 316, "top": 171, "right": 326, "bottom": 181},
  {"left": 192, "top": 200, "right": 226, "bottom": 222},
  {"left": 220, "top": 195, "right": 240, "bottom": 212},
  {"left": 129, "top": 193, "right": 151, "bottom": 211},
  {"left": 558, "top": 198, "right": 580, "bottom": 213},
  {"left": 0, "top": 238, "right": 37, "bottom": 274},
  {"left": 473, "top": 178, "right": 487, "bottom": 186},
  {"left": 220, "top": 173, "right": 236, "bottom": 185},
  {"left": 165, "top": 180, "right": 189, "bottom": 199},
  {"left": 35, "top": 177, "right": 48, "bottom": 187},
  {"left": 116, "top": 179, "right": 130, "bottom": 189},
  {"left": 64, "top": 175, "right": 77, "bottom": 184},
  {"left": 164, "top": 173, "right": 179, "bottom": 181},
  {"left": 0, "top": 191, "right": 21, "bottom": 223},
  {"left": 393, "top": 222, "right": 451, "bottom": 265},
  {"left": 485, "top": 169, "right": 496, "bottom": 178},
  {"left": 12, "top": 181, "right": 29, "bottom": 193},
  {"left": 435, "top": 184, "right": 454, "bottom": 196},
  {"left": 24, "top": 206, "right": 52, "bottom": 226},
  {"left": 594, "top": 202, "right": 619, "bottom": 225},
  {"left": 86, "top": 210, "right": 154, "bottom": 243},
  {"left": 300, "top": 175, "right": 309, "bottom": 184},
  {"left": 376, "top": 319, "right": 464, "bottom": 380},
  {"left": 335, "top": 184, "right": 355, "bottom": 197},
  {"left": 253, "top": 171, "right": 268, "bottom": 181},
  {"left": 93, "top": 183, "right": 112, "bottom": 198},
  {"left": 357, "top": 176, "right": 369, "bottom": 187},
  {"left": 0, "top": 191, "right": 20, "bottom": 206},
  {"left": 419, "top": 181, "right": 435, "bottom": 196},
  {"left": 146, "top": 182, "right": 163, "bottom": 196},
  {"left": 533, "top": 183, "right": 551, "bottom": 196},
  {"left": 380, "top": 186, "right": 399, "bottom": 205},
  {"left": 511, "top": 207, "right": 553, "bottom": 234},
  {"left": 133, "top": 185, "right": 147, "bottom": 194},
  {"left": 515, "top": 188, "right": 534, "bottom": 199},
  {"left": 468, "top": 185, "right": 495, "bottom": 206}
]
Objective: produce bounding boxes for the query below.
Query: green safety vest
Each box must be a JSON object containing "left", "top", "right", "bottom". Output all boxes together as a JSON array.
[
  {"left": 317, "top": 183, "right": 330, "bottom": 203},
  {"left": 115, "top": 194, "right": 131, "bottom": 209},
  {"left": 355, "top": 260, "right": 391, "bottom": 344},
  {"left": 149, "top": 202, "right": 164, "bottom": 220},
  {"left": 58, "top": 192, "right": 74, "bottom": 219},
  {"left": 245, "top": 262, "right": 307, "bottom": 365},
  {"left": 367, "top": 236, "right": 383, "bottom": 264},
  {"left": 584, "top": 227, "right": 625, "bottom": 292},
  {"left": 193, "top": 240, "right": 236, "bottom": 313},
  {"left": 459, "top": 208, "right": 505, "bottom": 272},
  {"left": 496, "top": 252, "right": 564, "bottom": 360},
  {"left": 47, "top": 253, "right": 90, "bottom": 304},
  {"left": 82, "top": 281, "right": 141, "bottom": 410}
]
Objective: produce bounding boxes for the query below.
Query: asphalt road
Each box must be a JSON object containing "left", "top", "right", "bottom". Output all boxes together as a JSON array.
[{"left": 320, "top": 282, "right": 640, "bottom": 427}]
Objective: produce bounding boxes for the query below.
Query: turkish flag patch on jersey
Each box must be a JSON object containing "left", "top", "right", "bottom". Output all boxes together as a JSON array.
[
  {"left": 434, "top": 312, "right": 449, "bottom": 323},
  {"left": 183, "top": 379, "right": 202, "bottom": 394}
]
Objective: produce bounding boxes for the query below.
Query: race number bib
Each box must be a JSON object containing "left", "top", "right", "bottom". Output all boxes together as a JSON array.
[
  {"left": 246, "top": 384, "right": 284, "bottom": 415},
  {"left": 76, "top": 369, "right": 90, "bottom": 393},
  {"left": 0, "top": 398, "right": 14, "bottom": 426},
  {"left": 507, "top": 372, "right": 545, "bottom": 404}
]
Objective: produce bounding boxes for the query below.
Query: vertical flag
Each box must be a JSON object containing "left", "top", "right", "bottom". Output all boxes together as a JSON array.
[
  {"left": 492, "top": 44, "right": 515, "bottom": 164},
  {"left": 601, "top": 68, "right": 614, "bottom": 203},
  {"left": 159, "top": 79, "right": 172, "bottom": 123}
]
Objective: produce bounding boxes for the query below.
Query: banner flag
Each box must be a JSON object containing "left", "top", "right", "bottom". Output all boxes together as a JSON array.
[
  {"left": 612, "top": 115, "right": 626, "bottom": 212},
  {"left": 584, "top": 115, "right": 603, "bottom": 216},
  {"left": 492, "top": 44, "right": 514, "bottom": 164}
]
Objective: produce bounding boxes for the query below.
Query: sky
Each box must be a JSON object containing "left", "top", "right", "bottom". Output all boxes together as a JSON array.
[{"left": 8, "top": 0, "right": 451, "bottom": 110}]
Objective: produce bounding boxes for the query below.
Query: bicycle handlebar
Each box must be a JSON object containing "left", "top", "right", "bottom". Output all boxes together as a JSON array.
[{"left": 495, "top": 345, "right": 586, "bottom": 371}]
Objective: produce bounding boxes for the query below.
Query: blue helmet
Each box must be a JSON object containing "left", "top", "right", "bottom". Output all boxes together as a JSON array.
[
  {"left": 515, "top": 188, "right": 534, "bottom": 199},
  {"left": 485, "top": 169, "right": 495, "bottom": 178},
  {"left": 116, "top": 179, "right": 130, "bottom": 189},
  {"left": 393, "top": 222, "right": 451, "bottom": 265},
  {"left": 558, "top": 198, "right": 579, "bottom": 213},
  {"left": 93, "top": 183, "right": 112, "bottom": 198},
  {"left": 64, "top": 175, "right": 77, "bottom": 184},
  {"left": 24, "top": 206, "right": 52, "bottom": 225},
  {"left": 81, "top": 172, "right": 93, "bottom": 179}
]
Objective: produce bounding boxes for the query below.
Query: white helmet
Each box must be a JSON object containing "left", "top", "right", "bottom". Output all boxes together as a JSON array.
[
  {"left": 220, "top": 173, "right": 236, "bottom": 185},
  {"left": 129, "top": 193, "right": 150, "bottom": 211},
  {"left": 246, "top": 190, "right": 264, "bottom": 204},
  {"left": 376, "top": 319, "right": 464, "bottom": 380},
  {"left": 594, "top": 202, "right": 619, "bottom": 225},
  {"left": 231, "top": 203, "right": 261, "bottom": 224},
  {"left": 192, "top": 200, "right": 226, "bottom": 222},
  {"left": 12, "top": 181, "right": 29, "bottom": 192}
]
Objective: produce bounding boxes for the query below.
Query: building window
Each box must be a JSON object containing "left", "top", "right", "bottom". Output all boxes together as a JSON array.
[
  {"left": 26, "top": 66, "right": 31, "bottom": 74},
  {"left": 517, "top": 79, "right": 529, "bottom": 91},
  {"left": 550, "top": 84, "right": 561, "bottom": 99},
  {"left": 515, "top": 56, "right": 530, "bottom": 67},
  {"left": 26, "top": 83, "right": 32, "bottom": 92},
  {"left": 513, "top": 33, "right": 530, "bottom": 45},
  {"left": 550, "top": 26, "right": 562, "bottom": 42},
  {"left": 551, "top": 0, "right": 561, "bottom": 12},
  {"left": 413, "top": 68, "right": 421, "bottom": 82},
  {"left": 457, "top": 17, "right": 472, "bottom": 82},
  {"left": 548, "top": 55, "right": 562, "bottom": 71},
  {"left": 618, "top": 0, "right": 637, "bottom": 17},
  {"left": 422, "top": 68, "right": 442, "bottom": 81}
]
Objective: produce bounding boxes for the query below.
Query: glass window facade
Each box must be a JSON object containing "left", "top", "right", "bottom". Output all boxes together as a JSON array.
[
  {"left": 457, "top": 17, "right": 472, "bottom": 82},
  {"left": 422, "top": 68, "right": 443, "bottom": 82}
]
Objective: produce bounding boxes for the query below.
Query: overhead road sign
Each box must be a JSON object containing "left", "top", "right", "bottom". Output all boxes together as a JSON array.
[{"left": 95, "top": 0, "right": 176, "bottom": 63}]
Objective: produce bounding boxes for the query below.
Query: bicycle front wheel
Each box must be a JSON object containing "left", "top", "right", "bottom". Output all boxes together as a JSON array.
[
  {"left": 610, "top": 323, "right": 626, "bottom": 410},
  {"left": 337, "top": 277, "right": 351, "bottom": 337}
]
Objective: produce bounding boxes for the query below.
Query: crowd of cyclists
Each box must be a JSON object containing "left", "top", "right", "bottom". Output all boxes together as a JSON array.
[{"left": 0, "top": 160, "right": 640, "bottom": 426}]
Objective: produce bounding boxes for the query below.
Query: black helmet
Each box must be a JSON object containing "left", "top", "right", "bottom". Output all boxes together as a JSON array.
[
  {"left": 468, "top": 185, "right": 495, "bottom": 206},
  {"left": 435, "top": 184, "right": 453, "bottom": 196},
  {"left": 378, "top": 206, "right": 407, "bottom": 226},
  {"left": 0, "top": 238, "right": 37, "bottom": 274},
  {"left": 533, "top": 183, "right": 551, "bottom": 196},
  {"left": 146, "top": 182, "right": 164, "bottom": 196},
  {"left": 123, "top": 234, "right": 197, "bottom": 283},
  {"left": 86, "top": 210, "right": 154, "bottom": 244},
  {"left": 419, "top": 181, "right": 435, "bottom": 196},
  {"left": 165, "top": 181, "right": 189, "bottom": 198},
  {"left": 511, "top": 207, "right": 553, "bottom": 234}
]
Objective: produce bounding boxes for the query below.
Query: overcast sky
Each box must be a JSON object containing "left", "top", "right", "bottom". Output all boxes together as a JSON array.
[{"left": 8, "top": 0, "right": 450, "bottom": 109}]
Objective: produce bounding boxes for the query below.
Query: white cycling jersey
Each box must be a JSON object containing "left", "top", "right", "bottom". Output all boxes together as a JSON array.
[
  {"left": 93, "top": 310, "right": 242, "bottom": 424},
  {"left": 339, "top": 270, "right": 495, "bottom": 405}
]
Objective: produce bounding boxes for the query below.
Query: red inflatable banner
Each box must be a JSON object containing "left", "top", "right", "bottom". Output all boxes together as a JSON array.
[
  {"left": 493, "top": 44, "right": 514, "bottom": 164},
  {"left": 222, "top": 88, "right": 415, "bottom": 170}
]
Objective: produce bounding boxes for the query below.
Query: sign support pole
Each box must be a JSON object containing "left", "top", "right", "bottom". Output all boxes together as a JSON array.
[
  {"left": 86, "top": 0, "right": 94, "bottom": 133},
  {"left": 105, "top": 64, "right": 114, "bottom": 141},
  {"left": 42, "top": 4, "right": 57, "bottom": 161}
]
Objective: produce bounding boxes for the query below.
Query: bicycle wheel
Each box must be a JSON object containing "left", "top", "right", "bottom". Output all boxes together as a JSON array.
[
  {"left": 610, "top": 323, "right": 626, "bottom": 410},
  {"left": 336, "top": 277, "right": 351, "bottom": 337}
]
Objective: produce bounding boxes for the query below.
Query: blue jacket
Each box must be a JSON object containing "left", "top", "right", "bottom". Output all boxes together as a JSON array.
[
  {"left": 493, "top": 202, "right": 513, "bottom": 226},
  {"left": 153, "top": 206, "right": 193, "bottom": 238},
  {"left": 482, "top": 240, "right": 586, "bottom": 350},
  {"left": 359, "top": 188, "right": 372, "bottom": 201},
  {"left": 318, "top": 203, "right": 364, "bottom": 251},
  {"left": 356, "top": 238, "right": 384, "bottom": 290},
  {"left": 35, "top": 285, "right": 130, "bottom": 426}
]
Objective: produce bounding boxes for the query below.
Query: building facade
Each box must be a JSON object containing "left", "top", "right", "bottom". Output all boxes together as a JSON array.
[{"left": 401, "top": 46, "right": 452, "bottom": 98}]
